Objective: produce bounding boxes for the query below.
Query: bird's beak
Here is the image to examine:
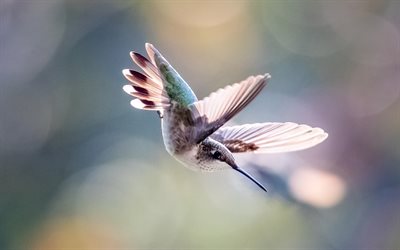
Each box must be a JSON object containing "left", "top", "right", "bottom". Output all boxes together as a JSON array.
[{"left": 231, "top": 163, "right": 267, "bottom": 192}]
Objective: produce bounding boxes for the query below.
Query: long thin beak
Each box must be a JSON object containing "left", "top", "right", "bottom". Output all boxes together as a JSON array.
[{"left": 232, "top": 164, "right": 267, "bottom": 192}]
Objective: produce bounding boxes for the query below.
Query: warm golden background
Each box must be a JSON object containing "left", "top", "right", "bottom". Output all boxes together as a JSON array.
[{"left": 1, "top": 0, "right": 400, "bottom": 249}]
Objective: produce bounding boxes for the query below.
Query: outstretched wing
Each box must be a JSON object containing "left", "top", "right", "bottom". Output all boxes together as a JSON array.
[
  {"left": 123, "top": 44, "right": 170, "bottom": 111},
  {"left": 189, "top": 74, "right": 270, "bottom": 143},
  {"left": 210, "top": 122, "right": 328, "bottom": 153},
  {"left": 123, "top": 43, "right": 198, "bottom": 113}
]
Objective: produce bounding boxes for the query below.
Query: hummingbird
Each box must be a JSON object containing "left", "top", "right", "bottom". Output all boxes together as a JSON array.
[{"left": 122, "top": 43, "right": 328, "bottom": 192}]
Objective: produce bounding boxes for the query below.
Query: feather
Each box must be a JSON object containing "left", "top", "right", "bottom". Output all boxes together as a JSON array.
[
  {"left": 130, "top": 51, "right": 160, "bottom": 80},
  {"left": 211, "top": 122, "right": 328, "bottom": 153},
  {"left": 123, "top": 85, "right": 170, "bottom": 104},
  {"left": 130, "top": 99, "right": 169, "bottom": 111},
  {"left": 189, "top": 74, "right": 270, "bottom": 142},
  {"left": 122, "top": 45, "right": 172, "bottom": 112},
  {"left": 122, "top": 69, "right": 164, "bottom": 92}
]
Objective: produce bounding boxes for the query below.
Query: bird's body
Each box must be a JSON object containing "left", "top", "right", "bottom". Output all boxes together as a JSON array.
[
  {"left": 161, "top": 102, "right": 195, "bottom": 155},
  {"left": 161, "top": 96, "right": 231, "bottom": 172},
  {"left": 161, "top": 102, "right": 204, "bottom": 170},
  {"left": 123, "top": 43, "right": 328, "bottom": 192}
]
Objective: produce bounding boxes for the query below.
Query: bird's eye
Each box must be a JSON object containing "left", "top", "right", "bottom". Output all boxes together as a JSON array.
[{"left": 212, "top": 151, "right": 222, "bottom": 159}]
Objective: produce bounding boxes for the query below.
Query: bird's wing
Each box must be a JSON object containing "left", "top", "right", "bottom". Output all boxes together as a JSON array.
[
  {"left": 123, "top": 43, "right": 198, "bottom": 113},
  {"left": 189, "top": 74, "right": 270, "bottom": 143},
  {"left": 123, "top": 44, "right": 170, "bottom": 111},
  {"left": 210, "top": 122, "right": 328, "bottom": 153}
]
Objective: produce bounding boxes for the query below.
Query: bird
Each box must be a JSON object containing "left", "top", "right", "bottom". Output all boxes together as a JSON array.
[{"left": 122, "top": 43, "right": 328, "bottom": 192}]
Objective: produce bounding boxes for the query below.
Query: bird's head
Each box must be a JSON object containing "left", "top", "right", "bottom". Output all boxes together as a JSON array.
[
  {"left": 197, "top": 138, "right": 235, "bottom": 170},
  {"left": 197, "top": 138, "right": 267, "bottom": 192}
]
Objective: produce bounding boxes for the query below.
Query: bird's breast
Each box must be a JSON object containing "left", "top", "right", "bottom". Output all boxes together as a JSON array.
[
  {"left": 161, "top": 104, "right": 194, "bottom": 155},
  {"left": 173, "top": 147, "right": 203, "bottom": 171},
  {"left": 172, "top": 146, "right": 226, "bottom": 172}
]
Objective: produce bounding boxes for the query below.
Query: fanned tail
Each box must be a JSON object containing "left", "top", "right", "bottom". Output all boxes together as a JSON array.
[{"left": 122, "top": 44, "right": 171, "bottom": 113}]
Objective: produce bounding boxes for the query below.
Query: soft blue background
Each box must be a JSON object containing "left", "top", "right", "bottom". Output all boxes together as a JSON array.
[{"left": 1, "top": 1, "right": 399, "bottom": 249}]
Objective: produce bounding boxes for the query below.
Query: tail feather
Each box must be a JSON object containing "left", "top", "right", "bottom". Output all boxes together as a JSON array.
[
  {"left": 123, "top": 69, "right": 163, "bottom": 92},
  {"left": 145, "top": 43, "right": 156, "bottom": 65},
  {"left": 130, "top": 99, "right": 169, "bottom": 111},
  {"left": 122, "top": 44, "right": 171, "bottom": 113},
  {"left": 123, "top": 85, "right": 170, "bottom": 104},
  {"left": 130, "top": 52, "right": 160, "bottom": 80}
]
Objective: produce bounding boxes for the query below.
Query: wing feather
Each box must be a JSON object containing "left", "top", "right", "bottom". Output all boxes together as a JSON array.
[
  {"left": 189, "top": 74, "right": 270, "bottom": 142},
  {"left": 211, "top": 122, "right": 328, "bottom": 153},
  {"left": 122, "top": 44, "right": 171, "bottom": 112},
  {"left": 130, "top": 51, "right": 160, "bottom": 80}
]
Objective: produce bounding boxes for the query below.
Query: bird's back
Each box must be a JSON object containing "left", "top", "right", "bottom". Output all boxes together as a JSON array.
[{"left": 152, "top": 46, "right": 198, "bottom": 107}]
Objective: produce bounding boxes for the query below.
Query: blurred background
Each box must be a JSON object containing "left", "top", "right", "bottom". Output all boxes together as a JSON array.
[{"left": 1, "top": 0, "right": 400, "bottom": 249}]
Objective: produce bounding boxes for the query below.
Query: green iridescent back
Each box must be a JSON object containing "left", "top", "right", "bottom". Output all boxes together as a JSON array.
[{"left": 153, "top": 52, "right": 198, "bottom": 107}]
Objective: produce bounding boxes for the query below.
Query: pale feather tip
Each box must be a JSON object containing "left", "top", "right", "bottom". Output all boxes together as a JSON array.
[
  {"left": 122, "top": 68, "right": 132, "bottom": 77},
  {"left": 130, "top": 99, "right": 145, "bottom": 109},
  {"left": 145, "top": 42, "right": 154, "bottom": 51},
  {"left": 129, "top": 51, "right": 147, "bottom": 61},
  {"left": 129, "top": 51, "right": 139, "bottom": 59},
  {"left": 321, "top": 132, "right": 329, "bottom": 141},
  {"left": 145, "top": 43, "right": 157, "bottom": 55},
  {"left": 122, "top": 84, "right": 134, "bottom": 94},
  {"left": 145, "top": 43, "right": 157, "bottom": 64}
]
